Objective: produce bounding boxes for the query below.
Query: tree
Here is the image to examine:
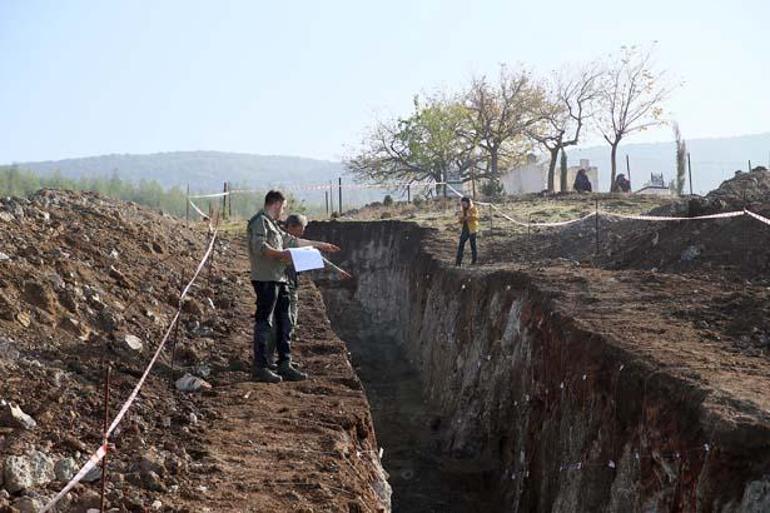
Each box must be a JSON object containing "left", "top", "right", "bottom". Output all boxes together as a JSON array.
[
  {"left": 463, "top": 66, "right": 545, "bottom": 181},
  {"left": 529, "top": 65, "right": 601, "bottom": 192},
  {"left": 559, "top": 148, "right": 568, "bottom": 192},
  {"left": 673, "top": 122, "right": 687, "bottom": 196},
  {"left": 596, "top": 45, "right": 672, "bottom": 191},
  {"left": 346, "top": 95, "right": 477, "bottom": 196}
]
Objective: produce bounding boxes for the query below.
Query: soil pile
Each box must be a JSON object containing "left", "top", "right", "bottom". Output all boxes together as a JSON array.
[{"left": 0, "top": 190, "right": 387, "bottom": 512}]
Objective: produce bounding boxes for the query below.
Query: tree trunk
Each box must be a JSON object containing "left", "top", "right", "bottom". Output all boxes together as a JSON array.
[
  {"left": 610, "top": 142, "right": 619, "bottom": 192},
  {"left": 547, "top": 148, "right": 559, "bottom": 193},
  {"left": 490, "top": 150, "right": 498, "bottom": 178},
  {"left": 559, "top": 149, "right": 568, "bottom": 193}
]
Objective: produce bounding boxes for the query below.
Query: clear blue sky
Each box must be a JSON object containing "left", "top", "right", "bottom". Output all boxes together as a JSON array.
[{"left": 1, "top": 0, "right": 768, "bottom": 163}]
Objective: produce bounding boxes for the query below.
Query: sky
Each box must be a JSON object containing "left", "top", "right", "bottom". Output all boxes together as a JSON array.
[{"left": 1, "top": 0, "right": 769, "bottom": 163}]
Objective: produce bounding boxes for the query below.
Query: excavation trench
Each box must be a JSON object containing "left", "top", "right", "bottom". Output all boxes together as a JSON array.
[{"left": 308, "top": 221, "right": 770, "bottom": 513}]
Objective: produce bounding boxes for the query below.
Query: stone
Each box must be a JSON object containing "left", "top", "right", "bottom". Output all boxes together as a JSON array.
[
  {"left": 141, "top": 470, "right": 166, "bottom": 492},
  {"left": 58, "top": 317, "right": 87, "bottom": 337},
  {"left": 175, "top": 373, "right": 211, "bottom": 393},
  {"left": 0, "top": 293, "right": 16, "bottom": 320},
  {"left": 0, "top": 337, "right": 20, "bottom": 360},
  {"left": 22, "top": 281, "right": 56, "bottom": 313},
  {"left": 0, "top": 401, "right": 37, "bottom": 430},
  {"left": 122, "top": 334, "right": 143, "bottom": 352},
  {"left": 81, "top": 464, "right": 101, "bottom": 483},
  {"left": 15, "top": 312, "right": 30, "bottom": 328},
  {"left": 0, "top": 252, "right": 9, "bottom": 261},
  {"left": 13, "top": 495, "right": 44, "bottom": 513},
  {"left": 680, "top": 245, "right": 702, "bottom": 262},
  {"left": 54, "top": 457, "right": 78, "bottom": 482},
  {"left": 3, "top": 450, "right": 55, "bottom": 492},
  {"left": 0, "top": 212, "right": 14, "bottom": 223}
]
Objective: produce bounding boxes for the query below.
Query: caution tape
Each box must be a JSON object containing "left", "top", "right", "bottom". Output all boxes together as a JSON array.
[
  {"left": 745, "top": 209, "right": 770, "bottom": 226},
  {"left": 188, "top": 199, "right": 210, "bottom": 220},
  {"left": 191, "top": 181, "right": 444, "bottom": 198},
  {"left": 40, "top": 229, "right": 219, "bottom": 513},
  {"left": 602, "top": 210, "right": 745, "bottom": 222},
  {"left": 40, "top": 444, "right": 109, "bottom": 512}
]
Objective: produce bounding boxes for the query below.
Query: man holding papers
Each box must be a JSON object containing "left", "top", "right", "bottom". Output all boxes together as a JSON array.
[{"left": 247, "top": 191, "right": 341, "bottom": 383}]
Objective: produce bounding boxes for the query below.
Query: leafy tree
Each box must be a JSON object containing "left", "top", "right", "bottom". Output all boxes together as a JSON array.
[
  {"left": 463, "top": 66, "right": 545, "bottom": 180},
  {"left": 346, "top": 95, "right": 477, "bottom": 195}
]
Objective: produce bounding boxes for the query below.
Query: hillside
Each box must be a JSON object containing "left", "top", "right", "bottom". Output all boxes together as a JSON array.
[{"left": 571, "top": 131, "right": 770, "bottom": 193}]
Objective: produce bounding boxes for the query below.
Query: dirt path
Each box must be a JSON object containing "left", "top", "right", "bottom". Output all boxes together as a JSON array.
[{"left": 161, "top": 237, "right": 389, "bottom": 513}]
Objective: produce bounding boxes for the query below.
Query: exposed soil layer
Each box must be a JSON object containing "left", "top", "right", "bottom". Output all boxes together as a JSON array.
[
  {"left": 308, "top": 219, "right": 770, "bottom": 513},
  {"left": 0, "top": 190, "right": 389, "bottom": 512}
]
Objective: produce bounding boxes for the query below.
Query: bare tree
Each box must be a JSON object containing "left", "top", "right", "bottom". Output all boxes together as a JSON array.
[
  {"left": 596, "top": 45, "right": 672, "bottom": 191},
  {"left": 529, "top": 65, "right": 601, "bottom": 192},
  {"left": 673, "top": 122, "right": 687, "bottom": 195},
  {"left": 463, "top": 66, "right": 545, "bottom": 181}
]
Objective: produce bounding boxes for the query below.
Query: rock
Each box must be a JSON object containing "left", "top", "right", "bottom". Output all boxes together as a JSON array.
[
  {"left": 54, "top": 457, "right": 78, "bottom": 482},
  {"left": 141, "top": 470, "right": 166, "bottom": 492},
  {"left": 81, "top": 464, "right": 101, "bottom": 483},
  {"left": 108, "top": 266, "right": 132, "bottom": 288},
  {"left": 0, "top": 212, "right": 14, "bottom": 223},
  {"left": 181, "top": 298, "right": 203, "bottom": 317},
  {"left": 0, "top": 293, "right": 16, "bottom": 320},
  {"left": 95, "top": 309, "right": 120, "bottom": 333},
  {"left": 15, "top": 312, "right": 30, "bottom": 328},
  {"left": 175, "top": 373, "right": 212, "bottom": 393},
  {"left": 0, "top": 337, "right": 20, "bottom": 360},
  {"left": 0, "top": 252, "right": 9, "bottom": 262},
  {"left": 134, "top": 447, "right": 166, "bottom": 477},
  {"left": 58, "top": 317, "right": 88, "bottom": 338},
  {"left": 0, "top": 401, "right": 37, "bottom": 430},
  {"left": 3, "top": 450, "right": 55, "bottom": 492},
  {"left": 680, "top": 245, "right": 702, "bottom": 263},
  {"left": 12, "top": 496, "right": 44, "bottom": 513},
  {"left": 122, "top": 334, "right": 143, "bottom": 352},
  {"left": 22, "top": 281, "right": 56, "bottom": 313}
]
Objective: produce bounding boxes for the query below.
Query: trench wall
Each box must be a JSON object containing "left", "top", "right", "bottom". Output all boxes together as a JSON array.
[{"left": 308, "top": 220, "right": 770, "bottom": 513}]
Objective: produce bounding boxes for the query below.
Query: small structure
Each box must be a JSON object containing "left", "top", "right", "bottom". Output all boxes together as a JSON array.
[
  {"left": 636, "top": 172, "right": 673, "bottom": 196},
  {"left": 499, "top": 155, "right": 599, "bottom": 194}
]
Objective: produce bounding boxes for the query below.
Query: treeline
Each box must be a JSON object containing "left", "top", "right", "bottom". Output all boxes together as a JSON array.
[
  {"left": 347, "top": 44, "right": 675, "bottom": 193},
  {"left": 0, "top": 165, "right": 305, "bottom": 219}
]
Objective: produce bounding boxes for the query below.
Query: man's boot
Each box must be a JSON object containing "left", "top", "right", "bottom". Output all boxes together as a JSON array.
[
  {"left": 277, "top": 360, "right": 307, "bottom": 382},
  {"left": 252, "top": 367, "right": 283, "bottom": 383}
]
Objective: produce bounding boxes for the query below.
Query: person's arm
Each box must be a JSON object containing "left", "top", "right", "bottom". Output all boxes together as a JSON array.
[
  {"left": 293, "top": 237, "right": 341, "bottom": 253},
  {"left": 250, "top": 217, "right": 292, "bottom": 263}
]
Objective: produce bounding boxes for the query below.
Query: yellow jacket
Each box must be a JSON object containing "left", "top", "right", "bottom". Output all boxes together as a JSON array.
[{"left": 458, "top": 205, "right": 479, "bottom": 234}]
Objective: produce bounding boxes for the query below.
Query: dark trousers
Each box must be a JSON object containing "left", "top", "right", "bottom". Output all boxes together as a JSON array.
[
  {"left": 252, "top": 280, "right": 292, "bottom": 369},
  {"left": 456, "top": 231, "right": 477, "bottom": 265}
]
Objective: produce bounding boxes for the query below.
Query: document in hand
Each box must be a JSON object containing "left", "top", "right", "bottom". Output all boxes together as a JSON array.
[{"left": 287, "top": 247, "right": 325, "bottom": 272}]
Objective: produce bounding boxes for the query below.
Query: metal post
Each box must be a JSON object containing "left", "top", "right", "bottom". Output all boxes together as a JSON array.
[
  {"left": 687, "top": 153, "right": 693, "bottom": 196},
  {"left": 222, "top": 182, "right": 227, "bottom": 220},
  {"left": 185, "top": 184, "right": 190, "bottom": 225},
  {"left": 325, "top": 191, "right": 329, "bottom": 216},
  {"left": 748, "top": 160, "right": 753, "bottom": 173},
  {"left": 171, "top": 315, "right": 181, "bottom": 375},
  {"left": 329, "top": 181, "right": 334, "bottom": 214},
  {"left": 527, "top": 214, "right": 532, "bottom": 259},
  {"left": 594, "top": 199, "right": 599, "bottom": 256},
  {"left": 100, "top": 366, "right": 112, "bottom": 513},
  {"left": 338, "top": 177, "right": 342, "bottom": 215},
  {"left": 407, "top": 184, "right": 411, "bottom": 204},
  {"left": 228, "top": 182, "right": 232, "bottom": 219}
]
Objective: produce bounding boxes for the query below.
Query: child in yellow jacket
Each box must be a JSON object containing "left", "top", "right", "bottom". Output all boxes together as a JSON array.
[{"left": 456, "top": 196, "right": 479, "bottom": 266}]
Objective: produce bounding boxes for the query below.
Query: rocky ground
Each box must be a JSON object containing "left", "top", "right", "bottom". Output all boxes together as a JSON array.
[{"left": 0, "top": 190, "right": 387, "bottom": 512}]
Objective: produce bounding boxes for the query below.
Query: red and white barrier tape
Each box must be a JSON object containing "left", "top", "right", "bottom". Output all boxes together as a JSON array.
[
  {"left": 745, "top": 209, "right": 770, "bottom": 226},
  {"left": 188, "top": 199, "right": 210, "bottom": 220},
  {"left": 40, "top": 230, "right": 219, "bottom": 513},
  {"left": 602, "top": 210, "right": 745, "bottom": 222},
  {"left": 189, "top": 181, "right": 444, "bottom": 198}
]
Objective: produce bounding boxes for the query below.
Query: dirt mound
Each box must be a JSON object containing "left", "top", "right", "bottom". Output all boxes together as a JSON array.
[
  {"left": 691, "top": 167, "right": 770, "bottom": 213},
  {"left": 0, "top": 190, "right": 385, "bottom": 512}
]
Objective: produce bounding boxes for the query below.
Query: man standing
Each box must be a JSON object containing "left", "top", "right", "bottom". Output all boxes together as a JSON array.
[
  {"left": 455, "top": 196, "right": 479, "bottom": 266},
  {"left": 247, "top": 191, "right": 340, "bottom": 383}
]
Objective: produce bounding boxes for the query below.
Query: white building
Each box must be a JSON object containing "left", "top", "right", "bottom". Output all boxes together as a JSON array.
[{"left": 499, "top": 155, "right": 599, "bottom": 194}]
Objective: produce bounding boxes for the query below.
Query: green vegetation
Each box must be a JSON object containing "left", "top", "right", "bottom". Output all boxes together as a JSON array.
[{"left": 0, "top": 165, "right": 306, "bottom": 220}]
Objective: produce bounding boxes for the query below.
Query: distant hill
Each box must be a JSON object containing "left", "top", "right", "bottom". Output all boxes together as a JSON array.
[
  {"left": 571, "top": 132, "right": 770, "bottom": 194},
  {"left": 9, "top": 151, "right": 390, "bottom": 207}
]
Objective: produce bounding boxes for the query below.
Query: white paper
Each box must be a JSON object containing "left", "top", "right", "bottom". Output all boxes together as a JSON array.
[{"left": 288, "top": 247, "right": 325, "bottom": 272}]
